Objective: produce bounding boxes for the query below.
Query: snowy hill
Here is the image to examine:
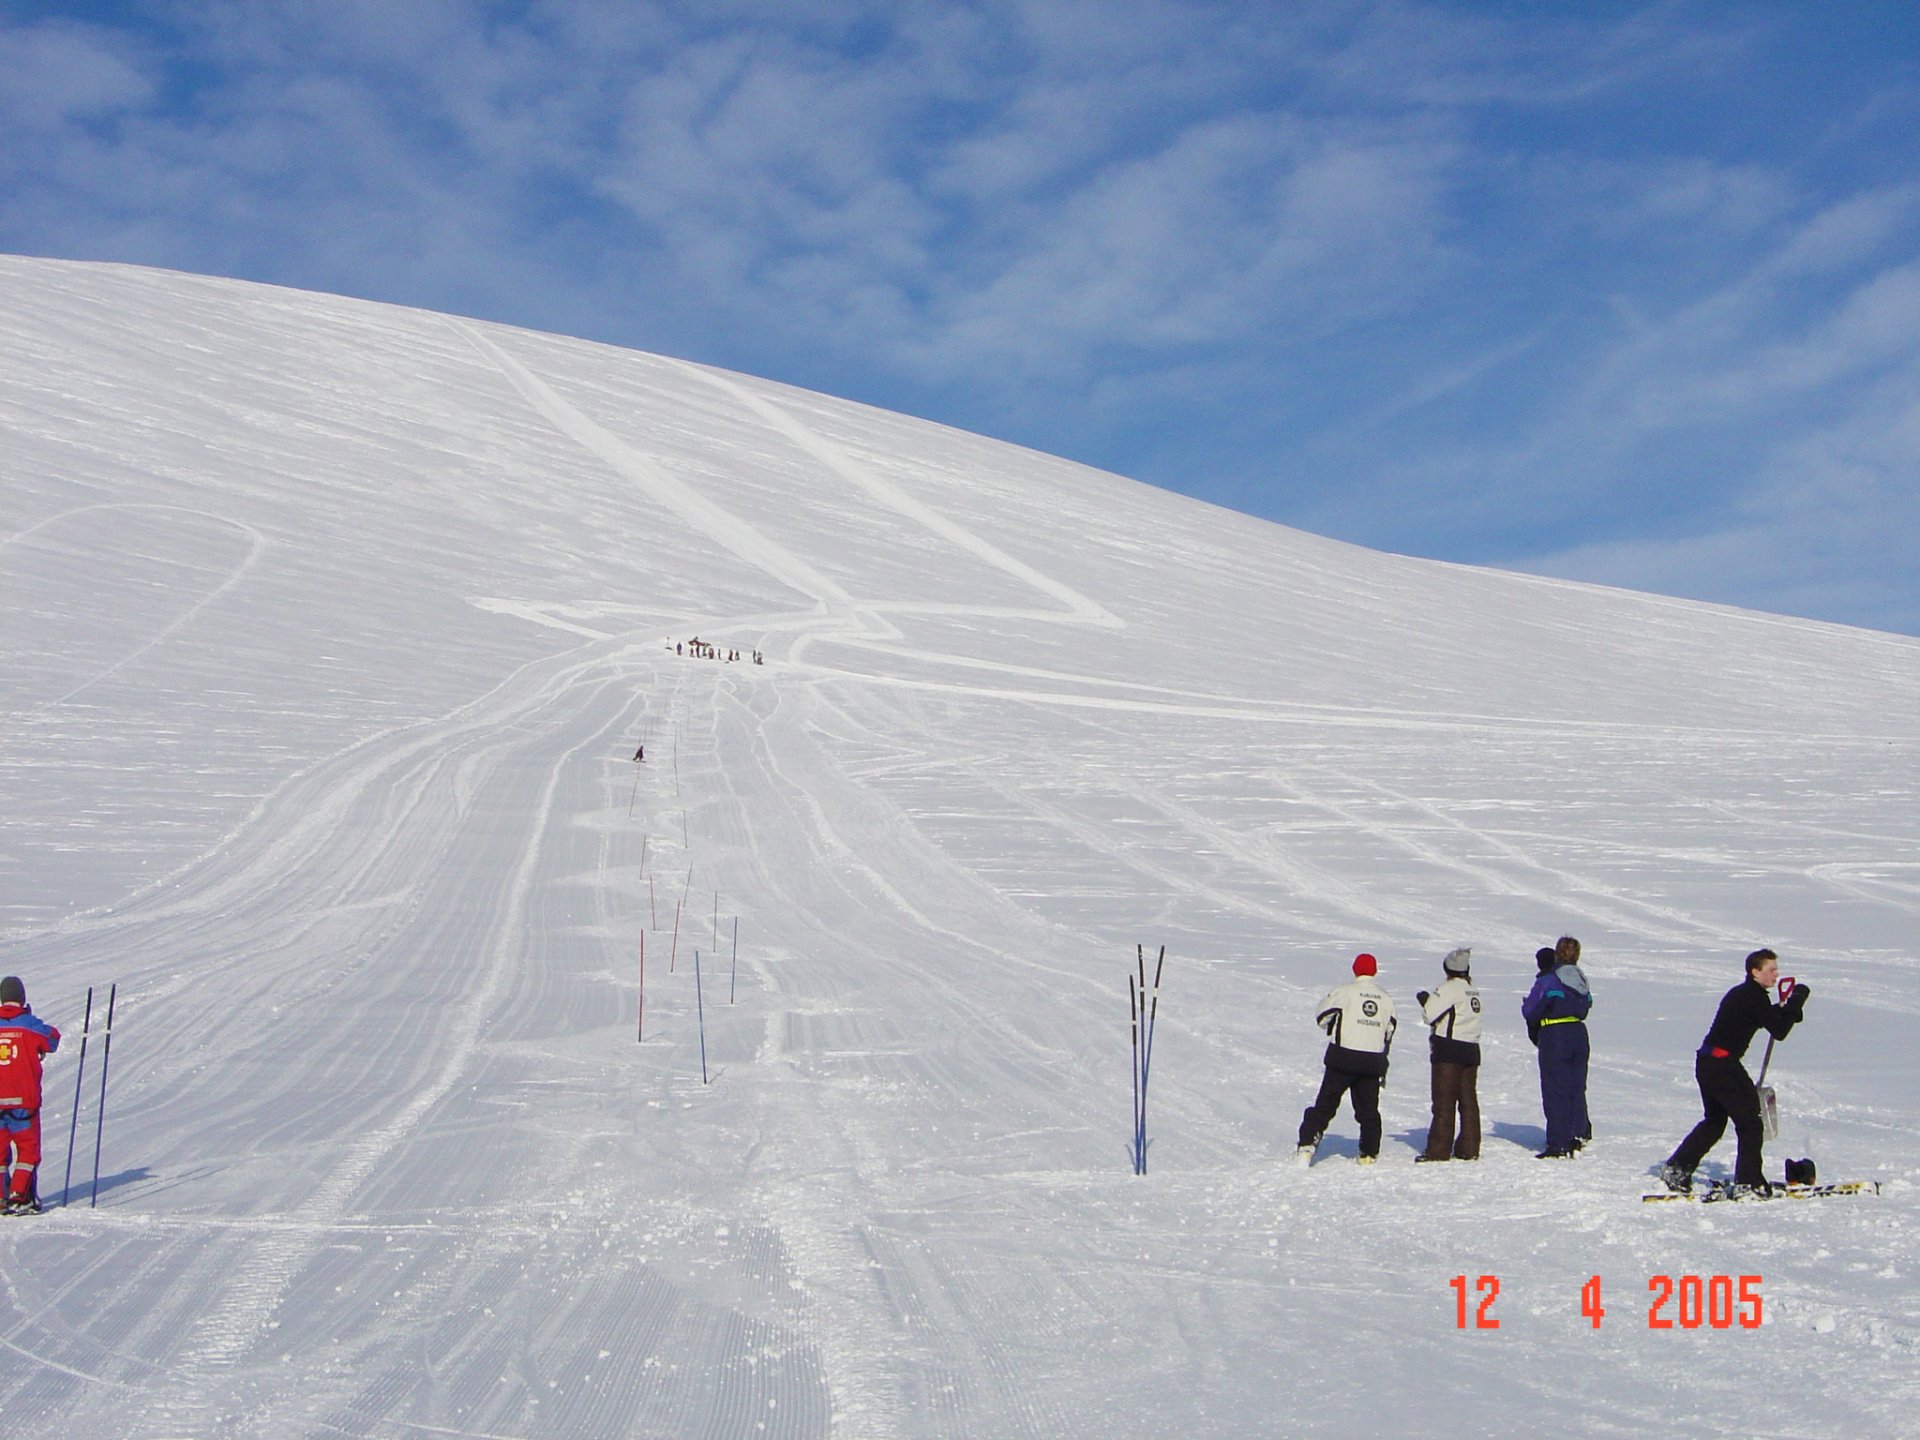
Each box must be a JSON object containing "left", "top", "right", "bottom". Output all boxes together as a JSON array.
[{"left": 3, "top": 255, "right": 1918, "bottom": 1438}]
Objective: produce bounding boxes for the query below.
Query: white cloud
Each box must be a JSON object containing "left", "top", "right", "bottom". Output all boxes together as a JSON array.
[
  {"left": 923, "top": 114, "right": 1453, "bottom": 378},
  {"left": 0, "top": 19, "right": 156, "bottom": 129},
  {"left": 4, "top": 1, "right": 1918, "bottom": 632},
  {"left": 1516, "top": 261, "right": 1920, "bottom": 635}
]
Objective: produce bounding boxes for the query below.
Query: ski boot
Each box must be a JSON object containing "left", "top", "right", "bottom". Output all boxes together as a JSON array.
[{"left": 1656, "top": 1162, "right": 1691, "bottom": 1194}]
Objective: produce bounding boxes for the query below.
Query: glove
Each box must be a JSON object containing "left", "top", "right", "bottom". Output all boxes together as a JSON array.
[
  {"left": 1416, "top": 990, "right": 1430, "bottom": 1006},
  {"left": 1786, "top": 981, "right": 1810, "bottom": 1012}
]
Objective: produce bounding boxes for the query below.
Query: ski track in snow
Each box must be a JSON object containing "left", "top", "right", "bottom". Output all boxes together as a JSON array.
[
  {"left": 3, "top": 503, "right": 269, "bottom": 711},
  {"left": 4, "top": 263, "right": 1920, "bottom": 1438}
]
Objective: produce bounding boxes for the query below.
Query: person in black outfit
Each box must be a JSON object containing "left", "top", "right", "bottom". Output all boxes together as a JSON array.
[{"left": 1657, "top": 948, "right": 1809, "bottom": 1195}]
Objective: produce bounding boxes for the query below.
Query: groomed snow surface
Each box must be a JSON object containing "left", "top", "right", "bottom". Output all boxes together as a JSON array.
[{"left": 3, "top": 256, "right": 1918, "bottom": 1439}]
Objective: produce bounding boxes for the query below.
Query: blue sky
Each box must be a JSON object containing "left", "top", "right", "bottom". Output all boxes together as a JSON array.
[{"left": 5, "top": 1, "right": 1919, "bottom": 635}]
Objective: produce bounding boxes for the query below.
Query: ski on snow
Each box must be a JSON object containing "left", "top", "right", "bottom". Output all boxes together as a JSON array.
[{"left": 1641, "top": 1180, "right": 1880, "bottom": 1204}]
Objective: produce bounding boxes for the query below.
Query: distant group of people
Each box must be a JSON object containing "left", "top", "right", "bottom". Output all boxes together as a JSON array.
[
  {"left": 1295, "top": 938, "right": 1811, "bottom": 1196},
  {"left": 671, "top": 638, "right": 762, "bottom": 665}
]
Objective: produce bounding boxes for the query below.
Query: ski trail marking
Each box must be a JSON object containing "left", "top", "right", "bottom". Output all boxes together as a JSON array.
[
  {"left": 155, "top": 675, "right": 630, "bottom": 1394},
  {"left": 676, "top": 361, "right": 1119, "bottom": 629},
  {"left": 4, "top": 503, "right": 269, "bottom": 711},
  {"left": 453, "top": 321, "right": 859, "bottom": 619}
]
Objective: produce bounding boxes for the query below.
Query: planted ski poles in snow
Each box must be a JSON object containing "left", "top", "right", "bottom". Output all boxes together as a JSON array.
[
  {"left": 694, "top": 949, "right": 710, "bottom": 1085},
  {"left": 1130, "top": 946, "right": 1166, "bottom": 1175},
  {"left": 90, "top": 983, "right": 118, "bottom": 1207},
  {"left": 60, "top": 986, "right": 93, "bottom": 1207}
]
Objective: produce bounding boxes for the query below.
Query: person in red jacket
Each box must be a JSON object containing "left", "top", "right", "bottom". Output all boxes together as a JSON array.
[{"left": 1, "top": 976, "right": 62, "bottom": 1214}]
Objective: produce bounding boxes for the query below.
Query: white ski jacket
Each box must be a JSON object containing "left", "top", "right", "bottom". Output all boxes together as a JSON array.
[
  {"left": 1315, "top": 977, "right": 1397, "bottom": 1075},
  {"left": 1420, "top": 976, "right": 1483, "bottom": 1065}
]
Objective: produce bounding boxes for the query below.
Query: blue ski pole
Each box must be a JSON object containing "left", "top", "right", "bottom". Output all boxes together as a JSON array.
[
  {"left": 89, "top": 983, "right": 117, "bottom": 1208},
  {"left": 694, "top": 949, "right": 709, "bottom": 1085},
  {"left": 61, "top": 986, "right": 93, "bottom": 1207},
  {"left": 1129, "top": 969, "right": 1143, "bottom": 1174},
  {"left": 1140, "top": 946, "right": 1165, "bottom": 1099},
  {"left": 1136, "top": 946, "right": 1166, "bottom": 1175}
]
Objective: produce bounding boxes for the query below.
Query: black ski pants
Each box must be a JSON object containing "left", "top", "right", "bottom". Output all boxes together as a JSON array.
[
  {"left": 1668, "top": 1053, "right": 1766, "bottom": 1187},
  {"left": 1299, "top": 1066, "right": 1383, "bottom": 1158}
]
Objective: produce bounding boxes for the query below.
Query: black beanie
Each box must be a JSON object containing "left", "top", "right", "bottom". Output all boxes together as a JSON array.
[
  {"left": 0, "top": 975, "right": 23, "bottom": 1005},
  {"left": 1535, "top": 947, "right": 1556, "bottom": 973}
]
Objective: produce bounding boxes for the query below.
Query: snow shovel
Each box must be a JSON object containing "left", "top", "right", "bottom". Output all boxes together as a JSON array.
[{"left": 1756, "top": 975, "right": 1795, "bottom": 1141}]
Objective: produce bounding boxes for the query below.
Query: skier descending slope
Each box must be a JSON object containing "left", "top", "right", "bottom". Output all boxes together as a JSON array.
[
  {"left": 0, "top": 976, "right": 62, "bottom": 1215},
  {"left": 1297, "top": 954, "right": 1397, "bottom": 1165},
  {"left": 1657, "top": 948, "right": 1810, "bottom": 1198}
]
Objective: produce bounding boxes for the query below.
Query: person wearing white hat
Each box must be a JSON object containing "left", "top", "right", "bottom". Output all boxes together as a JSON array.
[{"left": 1416, "top": 948, "right": 1483, "bottom": 1162}]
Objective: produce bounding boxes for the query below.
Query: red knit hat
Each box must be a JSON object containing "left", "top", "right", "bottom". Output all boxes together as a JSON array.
[{"left": 1352, "top": 953, "right": 1377, "bottom": 977}]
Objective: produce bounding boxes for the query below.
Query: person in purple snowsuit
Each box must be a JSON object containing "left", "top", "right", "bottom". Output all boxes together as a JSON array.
[{"left": 1522, "top": 936, "right": 1591, "bottom": 1158}]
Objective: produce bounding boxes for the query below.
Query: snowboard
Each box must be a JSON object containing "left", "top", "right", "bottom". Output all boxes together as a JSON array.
[{"left": 1641, "top": 1180, "right": 1879, "bottom": 1204}]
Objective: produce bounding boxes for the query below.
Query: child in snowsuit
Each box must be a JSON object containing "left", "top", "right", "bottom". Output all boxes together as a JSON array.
[
  {"left": 1416, "top": 948, "right": 1482, "bottom": 1161},
  {"left": 1297, "top": 954, "right": 1397, "bottom": 1163},
  {"left": 0, "top": 976, "right": 62, "bottom": 1214}
]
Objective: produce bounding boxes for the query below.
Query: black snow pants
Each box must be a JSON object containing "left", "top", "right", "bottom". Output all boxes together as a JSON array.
[
  {"left": 1299, "top": 1066, "right": 1383, "bottom": 1158},
  {"left": 1668, "top": 1052, "right": 1766, "bottom": 1187}
]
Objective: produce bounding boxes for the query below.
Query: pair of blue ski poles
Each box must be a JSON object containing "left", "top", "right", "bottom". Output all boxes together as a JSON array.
[
  {"left": 1130, "top": 946, "right": 1165, "bottom": 1175},
  {"left": 60, "top": 983, "right": 117, "bottom": 1209}
]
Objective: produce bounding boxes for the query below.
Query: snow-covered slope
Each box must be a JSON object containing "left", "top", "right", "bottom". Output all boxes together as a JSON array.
[{"left": 3, "top": 256, "right": 1917, "bottom": 1438}]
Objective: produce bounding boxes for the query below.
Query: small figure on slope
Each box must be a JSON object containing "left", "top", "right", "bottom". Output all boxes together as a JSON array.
[
  {"left": 1522, "top": 936, "right": 1592, "bottom": 1158},
  {"left": 1297, "top": 954, "right": 1397, "bottom": 1165},
  {"left": 1415, "top": 948, "right": 1482, "bottom": 1162},
  {"left": 0, "top": 976, "right": 62, "bottom": 1215},
  {"left": 1657, "top": 948, "right": 1809, "bottom": 1198}
]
